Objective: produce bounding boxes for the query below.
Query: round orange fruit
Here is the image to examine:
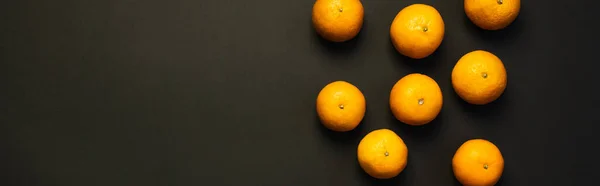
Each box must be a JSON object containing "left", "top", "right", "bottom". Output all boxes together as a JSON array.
[
  {"left": 390, "top": 4, "right": 445, "bottom": 59},
  {"left": 464, "top": 0, "right": 521, "bottom": 30},
  {"left": 312, "top": 0, "right": 364, "bottom": 42},
  {"left": 390, "top": 73, "right": 443, "bottom": 126},
  {"left": 453, "top": 139, "right": 504, "bottom": 186},
  {"left": 316, "top": 81, "right": 366, "bottom": 132},
  {"left": 357, "top": 129, "right": 408, "bottom": 179},
  {"left": 451, "top": 50, "right": 507, "bottom": 105}
]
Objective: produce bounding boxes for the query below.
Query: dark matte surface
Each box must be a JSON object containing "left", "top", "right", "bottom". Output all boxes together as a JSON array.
[{"left": 1, "top": 0, "right": 599, "bottom": 185}]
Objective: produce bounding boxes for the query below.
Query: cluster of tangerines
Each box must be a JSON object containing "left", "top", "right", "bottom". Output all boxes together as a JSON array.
[{"left": 313, "top": 0, "right": 520, "bottom": 185}]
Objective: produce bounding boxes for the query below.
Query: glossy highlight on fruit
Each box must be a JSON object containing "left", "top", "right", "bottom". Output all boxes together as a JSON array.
[
  {"left": 453, "top": 139, "right": 504, "bottom": 186},
  {"left": 316, "top": 81, "right": 366, "bottom": 132},
  {"left": 464, "top": 0, "right": 521, "bottom": 30},
  {"left": 357, "top": 129, "right": 408, "bottom": 179},
  {"left": 312, "top": 0, "right": 364, "bottom": 42},
  {"left": 452, "top": 50, "right": 507, "bottom": 105},
  {"left": 390, "top": 73, "right": 443, "bottom": 125},
  {"left": 390, "top": 4, "right": 445, "bottom": 59}
]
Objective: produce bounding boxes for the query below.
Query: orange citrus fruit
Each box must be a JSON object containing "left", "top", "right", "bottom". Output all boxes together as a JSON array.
[
  {"left": 357, "top": 129, "right": 408, "bottom": 179},
  {"left": 451, "top": 50, "right": 507, "bottom": 105},
  {"left": 316, "top": 81, "right": 366, "bottom": 132},
  {"left": 464, "top": 0, "right": 521, "bottom": 30},
  {"left": 453, "top": 139, "right": 504, "bottom": 186},
  {"left": 389, "top": 73, "right": 443, "bottom": 126},
  {"left": 312, "top": 0, "right": 364, "bottom": 42},
  {"left": 390, "top": 4, "right": 445, "bottom": 59}
]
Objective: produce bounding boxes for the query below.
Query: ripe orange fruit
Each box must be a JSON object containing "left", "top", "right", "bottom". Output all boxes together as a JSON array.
[
  {"left": 389, "top": 73, "right": 443, "bottom": 126},
  {"left": 390, "top": 4, "right": 445, "bottom": 59},
  {"left": 452, "top": 139, "right": 504, "bottom": 186},
  {"left": 451, "top": 50, "right": 507, "bottom": 105},
  {"left": 357, "top": 129, "right": 408, "bottom": 179},
  {"left": 464, "top": 0, "right": 521, "bottom": 30},
  {"left": 316, "top": 81, "right": 366, "bottom": 132},
  {"left": 312, "top": 0, "right": 364, "bottom": 42}
]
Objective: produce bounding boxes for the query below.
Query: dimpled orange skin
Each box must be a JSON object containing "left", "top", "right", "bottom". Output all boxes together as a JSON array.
[
  {"left": 312, "top": 0, "right": 364, "bottom": 42},
  {"left": 390, "top": 4, "right": 445, "bottom": 59},
  {"left": 464, "top": 0, "right": 520, "bottom": 30},
  {"left": 452, "top": 139, "right": 504, "bottom": 186},
  {"left": 316, "top": 81, "right": 366, "bottom": 132},
  {"left": 390, "top": 73, "right": 443, "bottom": 126},
  {"left": 357, "top": 129, "right": 408, "bottom": 179},
  {"left": 451, "top": 50, "right": 507, "bottom": 105}
]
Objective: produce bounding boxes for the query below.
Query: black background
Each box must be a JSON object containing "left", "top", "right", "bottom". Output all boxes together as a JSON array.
[{"left": 1, "top": 0, "right": 599, "bottom": 185}]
